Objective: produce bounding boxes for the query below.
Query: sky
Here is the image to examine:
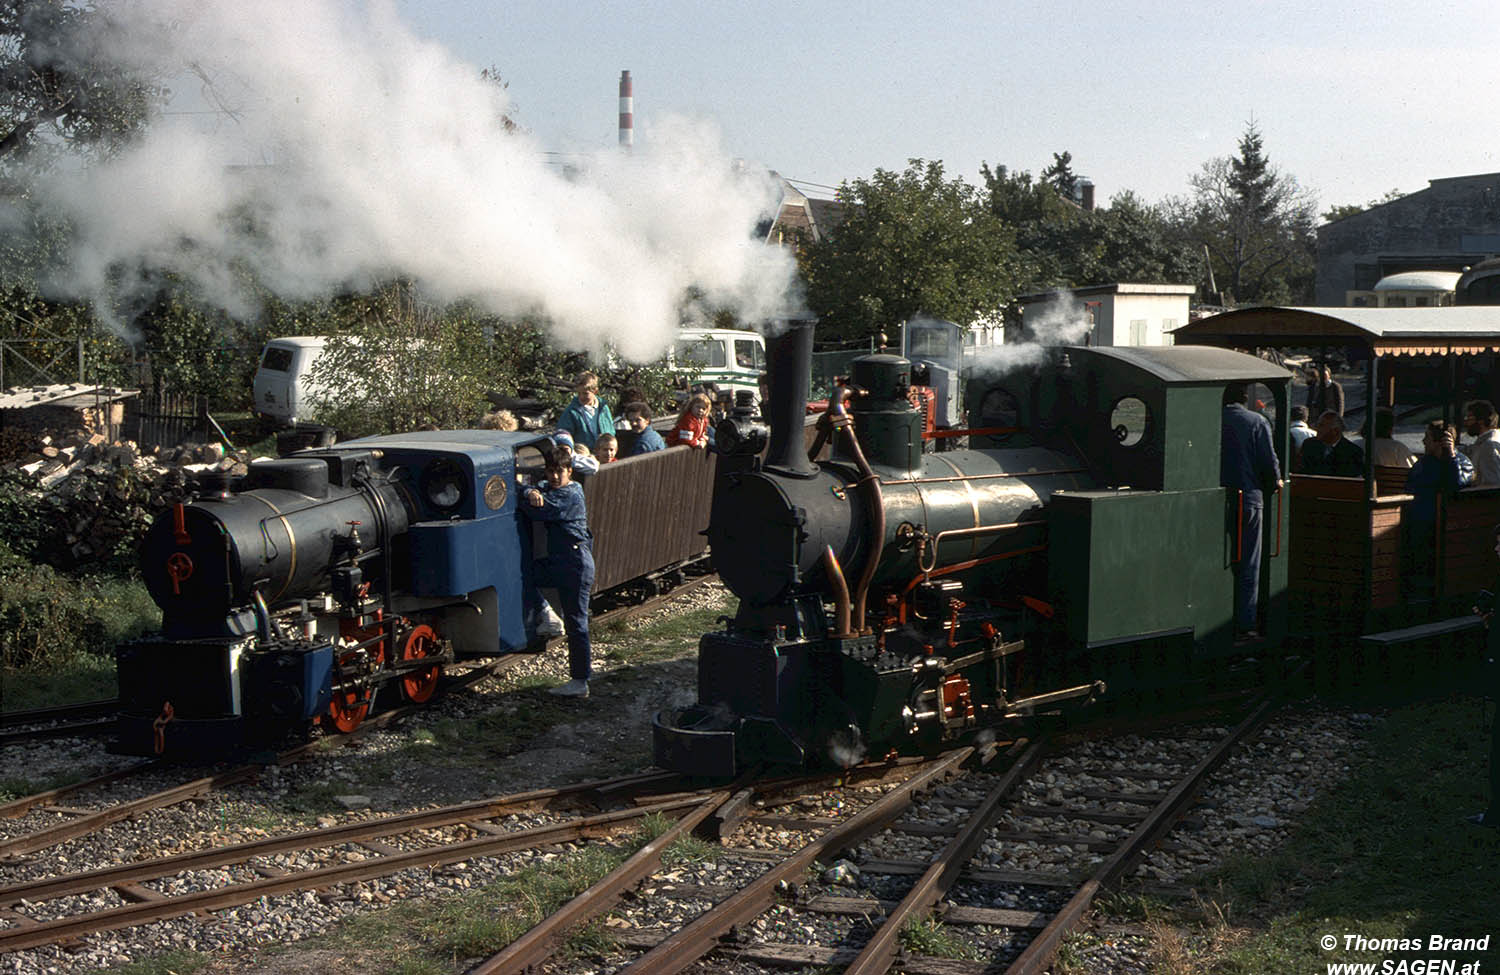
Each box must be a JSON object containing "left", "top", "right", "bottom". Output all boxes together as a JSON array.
[{"left": 390, "top": 0, "right": 1500, "bottom": 210}]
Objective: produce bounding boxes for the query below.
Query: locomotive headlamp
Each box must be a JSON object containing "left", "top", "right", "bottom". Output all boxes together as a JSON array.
[{"left": 420, "top": 459, "right": 467, "bottom": 513}]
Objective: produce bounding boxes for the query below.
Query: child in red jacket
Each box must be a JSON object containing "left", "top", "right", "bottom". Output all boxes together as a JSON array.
[{"left": 670, "top": 392, "right": 712, "bottom": 449}]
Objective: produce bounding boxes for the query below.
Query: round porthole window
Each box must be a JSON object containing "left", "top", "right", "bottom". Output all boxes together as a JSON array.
[{"left": 1109, "top": 396, "right": 1150, "bottom": 447}]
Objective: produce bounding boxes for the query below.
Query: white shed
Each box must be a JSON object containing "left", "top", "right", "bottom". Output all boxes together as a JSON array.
[{"left": 1013, "top": 283, "right": 1195, "bottom": 347}]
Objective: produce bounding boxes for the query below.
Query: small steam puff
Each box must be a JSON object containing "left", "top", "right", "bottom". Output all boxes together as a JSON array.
[
  {"left": 970, "top": 297, "right": 1093, "bottom": 376},
  {"left": 39, "top": 0, "right": 795, "bottom": 359}
]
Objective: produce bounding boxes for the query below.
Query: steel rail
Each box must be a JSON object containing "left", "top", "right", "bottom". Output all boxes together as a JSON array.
[
  {"left": 620, "top": 749, "right": 973, "bottom": 975},
  {"left": 0, "top": 771, "right": 686, "bottom": 907},
  {"left": 1004, "top": 697, "right": 1279, "bottom": 975},
  {"left": 843, "top": 740, "right": 1047, "bottom": 975},
  {"left": 0, "top": 764, "right": 261, "bottom": 859},
  {"left": 471, "top": 789, "right": 734, "bottom": 975},
  {"left": 0, "top": 794, "right": 708, "bottom": 953},
  {"left": 0, "top": 717, "right": 117, "bottom": 743},
  {"left": 0, "top": 577, "right": 715, "bottom": 849},
  {"left": 0, "top": 699, "right": 118, "bottom": 728}
]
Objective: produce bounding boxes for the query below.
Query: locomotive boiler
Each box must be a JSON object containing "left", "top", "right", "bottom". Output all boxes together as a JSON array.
[{"left": 654, "top": 322, "right": 1291, "bottom": 776}]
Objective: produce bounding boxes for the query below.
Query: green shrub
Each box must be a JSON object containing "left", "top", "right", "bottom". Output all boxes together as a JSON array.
[{"left": 0, "top": 542, "right": 159, "bottom": 671}]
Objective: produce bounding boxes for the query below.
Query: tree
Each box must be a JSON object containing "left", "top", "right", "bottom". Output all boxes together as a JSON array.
[
  {"left": 0, "top": 0, "right": 160, "bottom": 169},
  {"left": 983, "top": 164, "right": 1198, "bottom": 293},
  {"left": 1171, "top": 121, "right": 1317, "bottom": 304},
  {"left": 800, "top": 159, "right": 1021, "bottom": 343},
  {"left": 1040, "top": 151, "right": 1078, "bottom": 201},
  {"left": 1321, "top": 188, "right": 1405, "bottom": 225}
]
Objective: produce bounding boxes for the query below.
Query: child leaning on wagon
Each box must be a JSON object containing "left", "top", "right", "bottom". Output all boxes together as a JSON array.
[
  {"left": 670, "top": 392, "right": 712, "bottom": 449},
  {"left": 518, "top": 438, "right": 595, "bottom": 698},
  {"left": 622, "top": 402, "right": 666, "bottom": 455}
]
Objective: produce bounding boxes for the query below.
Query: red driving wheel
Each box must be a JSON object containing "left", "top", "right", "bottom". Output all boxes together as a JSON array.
[
  {"left": 328, "top": 628, "right": 386, "bottom": 734},
  {"left": 400, "top": 624, "right": 441, "bottom": 703}
]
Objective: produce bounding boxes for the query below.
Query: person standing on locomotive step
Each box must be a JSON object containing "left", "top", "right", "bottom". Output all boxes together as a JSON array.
[
  {"left": 1463, "top": 400, "right": 1500, "bottom": 486},
  {"left": 519, "top": 440, "right": 595, "bottom": 698},
  {"left": 556, "top": 370, "right": 614, "bottom": 452},
  {"left": 1221, "top": 383, "right": 1282, "bottom": 640}
]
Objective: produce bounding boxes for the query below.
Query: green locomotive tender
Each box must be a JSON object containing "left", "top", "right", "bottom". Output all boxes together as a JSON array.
[{"left": 653, "top": 322, "right": 1290, "bottom": 776}]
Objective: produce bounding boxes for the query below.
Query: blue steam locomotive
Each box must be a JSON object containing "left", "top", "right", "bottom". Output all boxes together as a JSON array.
[{"left": 116, "top": 430, "right": 579, "bottom": 757}]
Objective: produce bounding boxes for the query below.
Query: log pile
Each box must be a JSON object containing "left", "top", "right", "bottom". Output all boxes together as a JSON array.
[{"left": 0, "top": 428, "right": 250, "bottom": 572}]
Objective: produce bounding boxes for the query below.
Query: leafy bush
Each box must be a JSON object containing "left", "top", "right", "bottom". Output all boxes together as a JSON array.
[{"left": 0, "top": 541, "right": 160, "bottom": 671}]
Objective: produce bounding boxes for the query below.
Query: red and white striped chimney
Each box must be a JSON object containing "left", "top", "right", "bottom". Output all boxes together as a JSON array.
[{"left": 618, "top": 70, "right": 633, "bottom": 149}]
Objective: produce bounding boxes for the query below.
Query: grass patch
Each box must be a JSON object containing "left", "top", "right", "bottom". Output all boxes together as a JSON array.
[
  {"left": 900, "top": 917, "right": 983, "bottom": 961},
  {"left": 317, "top": 828, "right": 666, "bottom": 969},
  {"left": 1165, "top": 694, "right": 1500, "bottom": 972},
  {"left": 82, "top": 949, "right": 210, "bottom": 975},
  {"left": 1, "top": 649, "right": 118, "bottom": 712},
  {"left": 597, "top": 603, "right": 731, "bottom": 669}
]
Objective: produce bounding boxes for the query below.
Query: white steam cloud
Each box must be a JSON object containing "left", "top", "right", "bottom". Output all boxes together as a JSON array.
[
  {"left": 970, "top": 296, "right": 1094, "bottom": 376},
  {"left": 36, "top": 0, "right": 796, "bottom": 360}
]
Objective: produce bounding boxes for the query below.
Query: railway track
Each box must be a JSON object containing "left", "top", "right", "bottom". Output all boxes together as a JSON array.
[
  {"left": 0, "top": 692, "right": 1276, "bottom": 966},
  {"left": 469, "top": 694, "right": 1276, "bottom": 975},
  {"left": 0, "top": 758, "right": 930, "bottom": 955},
  {"left": 0, "top": 574, "right": 722, "bottom": 852}
]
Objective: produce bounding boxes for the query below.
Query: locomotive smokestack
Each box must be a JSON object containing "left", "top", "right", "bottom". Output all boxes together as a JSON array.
[
  {"left": 762, "top": 318, "right": 818, "bottom": 478},
  {"left": 618, "top": 70, "right": 633, "bottom": 149}
]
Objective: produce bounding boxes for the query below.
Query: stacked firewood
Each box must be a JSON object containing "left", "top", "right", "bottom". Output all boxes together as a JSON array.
[{"left": 0, "top": 429, "right": 251, "bottom": 571}]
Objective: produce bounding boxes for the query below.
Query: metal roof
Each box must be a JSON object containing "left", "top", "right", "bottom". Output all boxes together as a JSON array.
[
  {"left": 1173, "top": 306, "right": 1500, "bottom": 355},
  {"left": 1073, "top": 345, "right": 1289, "bottom": 384},
  {"left": 0, "top": 384, "right": 138, "bottom": 410}
]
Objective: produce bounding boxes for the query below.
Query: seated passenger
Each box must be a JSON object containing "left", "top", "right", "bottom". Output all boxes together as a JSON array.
[
  {"left": 1370, "top": 408, "right": 1415, "bottom": 468},
  {"left": 623, "top": 402, "right": 666, "bottom": 454},
  {"left": 1289, "top": 405, "right": 1314, "bottom": 469},
  {"left": 1300, "top": 411, "right": 1364, "bottom": 477},
  {"left": 548, "top": 429, "right": 599, "bottom": 475},
  {"left": 479, "top": 408, "right": 518, "bottom": 431},
  {"left": 671, "top": 392, "right": 712, "bottom": 449},
  {"left": 1464, "top": 400, "right": 1500, "bottom": 486},
  {"left": 595, "top": 432, "right": 618, "bottom": 463},
  {"left": 1406, "top": 421, "right": 1475, "bottom": 598}
]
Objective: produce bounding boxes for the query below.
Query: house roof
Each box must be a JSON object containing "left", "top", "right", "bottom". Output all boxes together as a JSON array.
[{"left": 1174, "top": 306, "right": 1500, "bottom": 355}]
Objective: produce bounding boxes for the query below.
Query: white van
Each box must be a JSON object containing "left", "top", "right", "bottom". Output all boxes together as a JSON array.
[
  {"left": 252, "top": 336, "right": 330, "bottom": 428},
  {"left": 668, "top": 328, "right": 765, "bottom": 404}
]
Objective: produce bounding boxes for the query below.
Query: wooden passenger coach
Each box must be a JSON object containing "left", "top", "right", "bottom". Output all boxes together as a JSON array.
[{"left": 1177, "top": 306, "right": 1500, "bottom": 638}]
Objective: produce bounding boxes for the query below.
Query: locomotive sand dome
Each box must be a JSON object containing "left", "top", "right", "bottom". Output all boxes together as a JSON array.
[{"left": 655, "top": 321, "right": 1291, "bottom": 776}]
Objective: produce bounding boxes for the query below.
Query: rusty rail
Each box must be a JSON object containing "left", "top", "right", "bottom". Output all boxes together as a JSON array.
[
  {"left": 621, "top": 749, "right": 973, "bottom": 975},
  {"left": 844, "top": 740, "right": 1046, "bottom": 975},
  {"left": 0, "top": 794, "right": 708, "bottom": 953},
  {"left": 1005, "top": 696, "right": 1279, "bottom": 974}
]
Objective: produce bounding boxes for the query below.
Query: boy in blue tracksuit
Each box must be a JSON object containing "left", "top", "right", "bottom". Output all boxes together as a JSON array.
[{"left": 519, "top": 440, "right": 594, "bottom": 697}]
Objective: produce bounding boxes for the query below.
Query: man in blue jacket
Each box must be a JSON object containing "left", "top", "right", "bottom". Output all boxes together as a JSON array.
[
  {"left": 519, "top": 438, "right": 595, "bottom": 697},
  {"left": 555, "top": 371, "right": 614, "bottom": 452},
  {"left": 1221, "top": 384, "right": 1282, "bottom": 641}
]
